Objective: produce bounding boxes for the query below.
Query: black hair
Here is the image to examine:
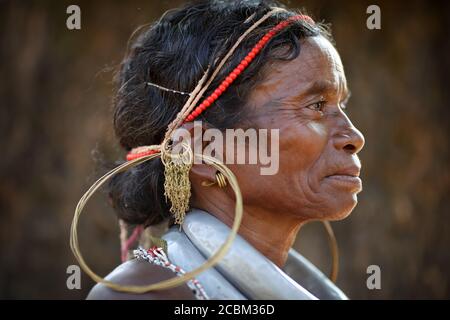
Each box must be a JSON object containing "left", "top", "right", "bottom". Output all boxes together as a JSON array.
[{"left": 109, "top": 0, "right": 331, "bottom": 226}]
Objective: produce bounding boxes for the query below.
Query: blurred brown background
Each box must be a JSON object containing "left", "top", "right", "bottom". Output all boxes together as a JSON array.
[{"left": 0, "top": 0, "right": 449, "bottom": 299}]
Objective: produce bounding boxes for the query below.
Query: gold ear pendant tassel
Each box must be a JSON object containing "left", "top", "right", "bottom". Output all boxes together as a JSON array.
[{"left": 162, "top": 145, "right": 193, "bottom": 226}]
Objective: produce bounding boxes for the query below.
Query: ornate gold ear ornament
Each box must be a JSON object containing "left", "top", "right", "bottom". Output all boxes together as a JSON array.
[
  {"left": 71, "top": 151, "right": 243, "bottom": 293},
  {"left": 201, "top": 171, "right": 228, "bottom": 188}
]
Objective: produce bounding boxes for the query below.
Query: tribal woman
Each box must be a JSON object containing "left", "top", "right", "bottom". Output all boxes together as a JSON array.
[{"left": 73, "top": 0, "right": 365, "bottom": 300}]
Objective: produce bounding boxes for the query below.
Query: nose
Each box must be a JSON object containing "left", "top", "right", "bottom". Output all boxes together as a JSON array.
[{"left": 333, "top": 114, "right": 365, "bottom": 154}]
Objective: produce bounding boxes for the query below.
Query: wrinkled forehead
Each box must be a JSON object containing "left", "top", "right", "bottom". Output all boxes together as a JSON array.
[
  {"left": 250, "top": 35, "right": 347, "bottom": 104},
  {"left": 298, "top": 36, "right": 345, "bottom": 85}
]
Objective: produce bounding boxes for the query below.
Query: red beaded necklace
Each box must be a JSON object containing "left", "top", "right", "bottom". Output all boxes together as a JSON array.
[{"left": 126, "top": 14, "right": 314, "bottom": 162}]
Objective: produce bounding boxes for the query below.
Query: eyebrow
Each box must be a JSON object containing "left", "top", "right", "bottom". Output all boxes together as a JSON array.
[{"left": 281, "top": 80, "right": 349, "bottom": 102}]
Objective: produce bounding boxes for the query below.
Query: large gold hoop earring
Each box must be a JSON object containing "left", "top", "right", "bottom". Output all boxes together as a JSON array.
[
  {"left": 322, "top": 221, "right": 339, "bottom": 283},
  {"left": 70, "top": 151, "right": 243, "bottom": 294},
  {"left": 296, "top": 221, "right": 339, "bottom": 283}
]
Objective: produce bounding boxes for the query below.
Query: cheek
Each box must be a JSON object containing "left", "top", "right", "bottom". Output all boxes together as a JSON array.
[
  {"left": 280, "top": 121, "right": 328, "bottom": 174},
  {"left": 226, "top": 121, "right": 329, "bottom": 211},
  {"left": 272, "top": 121, "right": 330, "bottom": 209}
]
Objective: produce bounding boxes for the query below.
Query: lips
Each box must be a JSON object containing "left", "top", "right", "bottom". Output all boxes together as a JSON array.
[
  {"left": 326, "top": 166, "right": 361, "bottom": 178},
  {"left": 324, "top": 166, "right": 362, "bottom": 190}
]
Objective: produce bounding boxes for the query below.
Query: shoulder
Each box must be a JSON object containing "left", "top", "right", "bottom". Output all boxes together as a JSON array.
[{"left": 86, "top": 259, "right": 196, "bottom": 300}]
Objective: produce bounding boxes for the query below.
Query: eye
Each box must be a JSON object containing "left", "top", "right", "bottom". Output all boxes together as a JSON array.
[{"left": 306, "top": 100, "right": 326, "bottom": 112}]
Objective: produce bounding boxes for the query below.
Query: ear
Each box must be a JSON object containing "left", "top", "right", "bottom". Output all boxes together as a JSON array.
[{"left": 175, "top": 121, "right": 216, "bottom": 183}]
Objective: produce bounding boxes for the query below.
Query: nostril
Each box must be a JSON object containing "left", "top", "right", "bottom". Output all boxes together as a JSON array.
[{"left": 344, "top": 144, "right": 356, "bottom": 152}]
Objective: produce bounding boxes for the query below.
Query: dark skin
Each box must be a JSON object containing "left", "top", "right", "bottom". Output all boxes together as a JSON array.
[
  {"left": 191, "top": 36, "right": 364, "bottom": 266},
  {"left": 88, "top": 36, "right": 364, "bottom": 299}
]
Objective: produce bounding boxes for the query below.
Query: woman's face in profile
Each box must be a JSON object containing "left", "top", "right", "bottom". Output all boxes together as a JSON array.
[{"left": 231, "top": 36, "right": 365, "bottom": 221}]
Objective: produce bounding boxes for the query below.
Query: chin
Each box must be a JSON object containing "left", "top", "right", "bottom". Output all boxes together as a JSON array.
[
  {"left": 326, "top": 193, "right": 359, "bottom": 221},
  {"left": 287, "top": 188, "right": 361, "bottom": 221}
]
